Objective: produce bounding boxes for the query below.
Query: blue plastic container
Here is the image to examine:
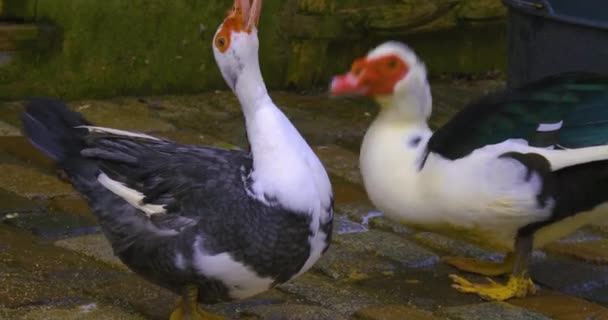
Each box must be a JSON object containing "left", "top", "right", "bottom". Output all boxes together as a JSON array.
[{"left": 503, "top": 0, "right": 608, "bottom": 87}]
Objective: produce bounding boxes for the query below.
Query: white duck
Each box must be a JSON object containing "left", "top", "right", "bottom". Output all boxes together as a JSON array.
[{"left": 330, "top": 41, "right": 608, "bottom": 301}]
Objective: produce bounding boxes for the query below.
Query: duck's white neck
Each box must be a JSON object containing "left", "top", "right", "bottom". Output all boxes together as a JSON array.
[
  {"left": 375, "top": 69, "right": 433, "bottom": 125},
  {"left": 360, "top": 78, "right": 434, "bottom": 192},
  {"left": 234, "top": 60, "right": 271, "bottom": 119},
  {"left": 233, "top": 58, "right": 332, "bottom": 215},
  {"left": 359, "top": 92, "right": 433, "bottom": 222},
  {"left": 364, "top": 103, "right": 432, "bottom": 171},
  {"left": 233, "top": 60, "right": 288, "bottom": 163}
]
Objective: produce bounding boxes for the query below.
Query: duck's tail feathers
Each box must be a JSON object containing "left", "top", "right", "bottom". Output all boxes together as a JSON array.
[{"left": 21, "top": 97, "right": 90, "bottom": 163}]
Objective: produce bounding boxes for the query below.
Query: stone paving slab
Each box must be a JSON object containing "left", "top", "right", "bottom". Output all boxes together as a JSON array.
[
  {"left": 0, "top": 136, "right": 55, "bottom": 172},
  {"left": 48, "top": 196, "right": 92, "bottom": 217},
  {"left": 333, "top": 214, "right": 368, "bottom": 235},
  {"left": 279, "top": 273, "right": 401, "bottom": 315},
  {"left": 335, "top": 231, "right": 439, "bottom": 269},
  {"left": 241, "top": 304, "right": 350, "bottom": 320},
  {"left": 273, "top": 93, "right": 376, "bottom": 151},
  {"left": 0, "top": 189, "right": 42, "bottom": 216},
  {"left": 143, "top": 91, "right": 364, "bottom": 153},
  {"left": 314, "top": 145, "right": 362, "bottom": 185},
  {"left": 545, "top": 239, "right": 608, "bottom": 264},
  {"left": 151, "top": 93, "right": 251, "bottom": 148},
  {"left": 355, "top": 268, "right": 482, "bottom": 311},
  {"left": 531, "top": 255, "right": 608, "bottom": 305},
  {"left": 363, "top": 215, "right": 413, "bottom": 235},
  {"left": 0, "top": 227, "right": 102, "bottom": 308},
  {"left": 1, "top": 191, "right": 97, "bottom": 239},
  {"left": 0, "top": 270, "right": 79, "bottom": 310},
  {"left": 205, "top": 290, "right": 295, "bottom": 318},
  {"left": 0, "top": 225, "right": 175, "bottom": 319},
  {"left": 0, "top": 303, "right": 146, "bottom": 320},
  {"left": 510, "top": 292, "right": 608, "bottom": 320},
  {"left": 591, "top": 218, "right": 608, "bottom": 235},
  {"left": 2, "top": 209, "right": 99, "bottom": 239},
  {"left": 54, "top": 233, "right": 126, "bottom": 270},
  {"left": 155, "top": 130, "right": 241, "bottom": 150},
  {"left": 0, "top": 120, "right": 20, "bottom": 136},
  {"left": 438, "top": 302, "right": 552, "bottom": 320},
  {"left": 314, "top": 241, "right": 398, "bottom": 281},
  {"left": 83, "top": 275, "right": 177, "bottom": 320},
  {"left": 556, "top": 227, "right": 606, "bottom": 243},
  {"left": 73, "top": 100, "right": 175, "bottom": 133},
  {"left": 0, "top": 102, "right": 23, "bottom": 128},
  {"left": 588, "top": 287, "right": 608, "bottom": 306},
  {"left": 355, "top": 305, "right": 441, "bottom": 320},
  {"left": 413, "top": 232, "right": 502, "bottom": 262},
  {"left": 0, "top": 164, "right": 73, "bottom": 199},
  {"left": 329, "top": 177, "right": 377, "bottom": 226}
]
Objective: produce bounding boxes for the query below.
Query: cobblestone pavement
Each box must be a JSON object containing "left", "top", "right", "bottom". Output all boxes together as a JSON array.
[{"left": 2, "top": 80, "right": 608, "bottom": 320}]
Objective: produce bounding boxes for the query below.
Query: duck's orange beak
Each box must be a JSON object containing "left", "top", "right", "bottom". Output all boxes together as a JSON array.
[
  {"left": 330, "top": 72, "right": 368, "bottom": 97},
  {"left": 331, "top": 54, "right": 410, "bottom": 97},
  {"left": 330, "top": 57, "right": 371, "bottom": 97},
  {"left": 246, "top": 0, "right": 263, "bottom": 31},
  {"left": 224, "top": 0, "right": 262, "bottom": 32},
  {"left": 215, "top": 0, "right": 263, "bottom": 52}
]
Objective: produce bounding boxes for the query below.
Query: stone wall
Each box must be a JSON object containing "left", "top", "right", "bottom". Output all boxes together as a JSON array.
[{"left": 0, "top": 0, "right": 506, "bottom": 100}]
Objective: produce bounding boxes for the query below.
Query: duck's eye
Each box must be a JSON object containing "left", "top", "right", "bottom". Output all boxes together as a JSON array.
[
  {"left": 387, "top": 59, "right": 398, "bottom": 69},
  {"left": 217, "top": 37, "right": 226, "bottom": 47}
]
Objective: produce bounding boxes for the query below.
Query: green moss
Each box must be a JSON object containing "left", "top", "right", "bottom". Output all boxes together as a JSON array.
[
  {"left": 0, "top": 0, "right": 505, "bottom": 100},
  {"left": 0, "top": 0, "right": 287, "bottom": 100},
  {"left": 2, "top": 0, "right": 219, "bottom": 99},
  {"left": 404, "top": 22, "right": 507, "bottom": 75},
  {"left": 0, "top": 0, "right": 36, "bottom": 20},
  {"left": 457, "top": 0, "right": 507, "bottom": 20}
]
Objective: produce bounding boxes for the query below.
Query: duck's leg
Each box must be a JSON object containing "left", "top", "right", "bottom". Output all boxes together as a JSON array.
[
  {"left": 443, "top": 253, "right": 513, "bottom": 276},
  {"left": 170, "top": 285, "right": 227, "bottom": 320},
  {"left": 449, "top": 234, "right": 536, "bottom": 301}
]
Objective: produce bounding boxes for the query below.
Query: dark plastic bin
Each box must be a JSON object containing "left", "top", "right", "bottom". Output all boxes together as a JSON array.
[{"left": 503, "top": 0, "right": 608, "bottom": 88}]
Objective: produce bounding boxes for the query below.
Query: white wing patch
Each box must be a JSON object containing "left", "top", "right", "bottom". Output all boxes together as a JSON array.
[
  {"left": 77, "top": 126, "right": 161, "bottom": 141},
  {"left": 534, "top": 144, "right": 608, "bottom": 171},
  {"left": 174, "top": 252, "right": 186, "bottom": 271},
  {"left": 294, "top": 225, "right": 329, "bottom": 279},
  {"left": 537, "top": 121, "right": 563, "bottom": 132},
  {"left": 98, "top": 173, "right": 166, "bottom": 216},
  {"left": 193, "top": 236, "right": 273, "bottom": 299}
]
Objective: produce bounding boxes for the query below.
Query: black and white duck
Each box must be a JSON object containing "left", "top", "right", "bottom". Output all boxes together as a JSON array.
[
  {"left": 21, "top": 0, "right": 333, "bottom": 318},
  {"left": 330, "top": 41, "right": 608, "bottom": 301}
]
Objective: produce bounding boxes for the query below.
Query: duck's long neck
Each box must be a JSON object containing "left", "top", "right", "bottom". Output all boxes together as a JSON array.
[
  {"left": 373, "top": 84, "right": 433, "bottom": 142},
  {"left": 363, "top": 104, "right": 432, "bottom": 172},
  {"left": 361, "top": 85, "right": 434, "bottom": 177},
  {"left": 375, "top": 68, "right": 433, "bottom": 126},
  {"left": 234, "top": 62, "right": 308, "bottom": 161},
  {"left": 234, "top": 61, "right": 270, "bottom": 120},
  {"left": 359, "top": 93, "right": 433, "bottom": 218},
  {"left": 233, "top": 60, "right": 330, "bottom": 212}
]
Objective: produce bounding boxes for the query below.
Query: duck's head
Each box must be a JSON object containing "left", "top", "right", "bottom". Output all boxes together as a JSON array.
[
  {"left": 213, "top": 0, "right": 263, "bottom": 91},
  {"left": 330, "top": 42, "right": 432, "bottom": 121}
]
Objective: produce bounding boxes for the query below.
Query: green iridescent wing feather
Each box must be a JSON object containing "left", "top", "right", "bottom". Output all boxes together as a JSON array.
[{"left": 427, "top": 73, "right": 608, "bottom": 160}]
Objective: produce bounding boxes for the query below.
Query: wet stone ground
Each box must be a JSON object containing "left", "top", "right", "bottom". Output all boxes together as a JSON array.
[{"left": 2, "top": 80, "right": 608, "bottom": 319}]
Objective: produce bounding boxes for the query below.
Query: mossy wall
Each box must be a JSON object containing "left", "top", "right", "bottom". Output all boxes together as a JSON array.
[
  {"left": 0, "top": 0, "right": 506, "bottom": 100},
  {"left": 0, "top": 0, "right": 287, "bottom": 100}
]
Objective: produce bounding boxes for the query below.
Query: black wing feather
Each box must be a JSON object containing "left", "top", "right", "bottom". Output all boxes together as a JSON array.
[{"left": 81, "top": 132, "right": 252, "bottom": 219}]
